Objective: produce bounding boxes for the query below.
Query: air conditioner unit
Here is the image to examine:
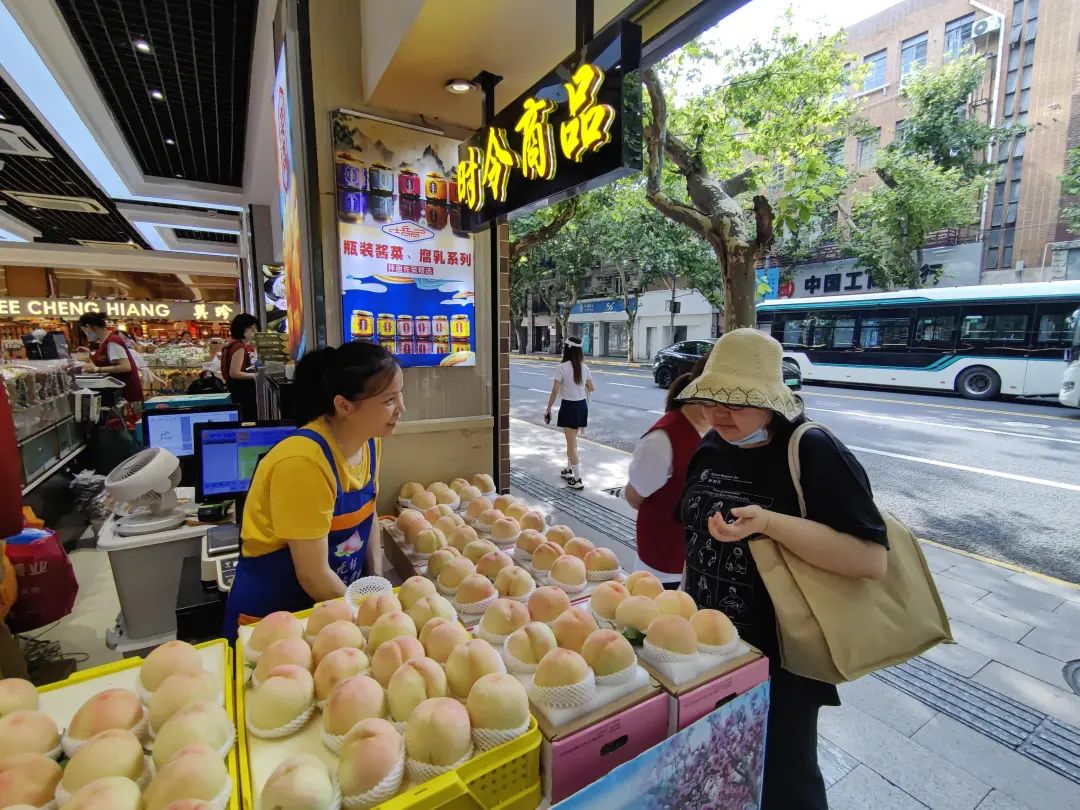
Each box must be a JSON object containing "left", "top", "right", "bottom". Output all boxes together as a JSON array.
[
  {"left": 665, "top": 300, "right": 682, "bottom": 314},
  {"left": 3, "top": 192, "right": 109, "bottom": 214},
  {"left": 0, "top": 125, "right": 52, "bottom": 159},
  {"left": 972, "top": 15, "right": 1002, "bottom": 38}
]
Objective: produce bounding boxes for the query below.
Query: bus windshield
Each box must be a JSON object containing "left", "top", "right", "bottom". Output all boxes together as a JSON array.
[{"left": 1070, "top": 308, "right": 1080, "bottom": 362}]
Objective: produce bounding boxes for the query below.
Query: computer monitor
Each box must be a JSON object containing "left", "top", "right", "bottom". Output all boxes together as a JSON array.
[
  {"left": 142, "top": 405, "right": 240, "bottom": 458},
  {"left": 194, "top": 421, "right": 298, "bottom": 502}
]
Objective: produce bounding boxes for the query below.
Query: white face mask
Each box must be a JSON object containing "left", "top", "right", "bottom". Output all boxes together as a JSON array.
[{"left": 724, "top": 426, "right": 769, "bottom": 447}]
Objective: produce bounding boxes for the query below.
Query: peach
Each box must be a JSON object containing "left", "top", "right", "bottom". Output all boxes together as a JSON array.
[
  {"left": 530, "top": 542, "right": 564, "bottom": 574},
  {"left": 407, "top": 594, "right": 456, "bottom": 629},
  {"left": 0, "top": 710, "right": 59, "bottom": 757},
  {"left": 323, "top": 676, "right": 387, "bottom": 737},
  {"left": 437, "top": 557, "right": 476, "bottom": 591},
  {"left": 142, "top": 743, "right": 230, "bottom": 809},
  {"left": 388, "top": 658, "right": 448, "bottom": 722},
  {"left": 355, "top": 593, "right": 403, "bottom": 628},
  {"left": 590, "top": 581, "right": 630, "bottom": 620},
  {"left": 68, "top": 688, "right": 143, "bottom": 740},
  {"left": 367, "top": 611, "right": 418, "bottom": 652},
  {"left": 466, "top": 673, "right": 529, "bottom": 731},
  {"left": 527, "top": 586, "right": 571, "bottom": 624},
  {"left": 584, "top": 547, "right": 620, "bottom": 573},
  {"left": 305, "top": 599, "right": 354, "bottom": 638},
  {"left": 494, "top": 566, "right": 535, "bottom": 599},
  {"left": 249, "top": 611, "right": 303, "bottom": 654},
  {"left": 545, "top": 525, "right": 575, "bottom": 546},
  {"left": 506, "top": 622, "right": 558, "bottom": 666},
  {"left": 515, "top": 529, "right": 547, "bottom": 556},
  {"left": 0, "top": 753, "right": 60, "bottom": 807},
  {"left": 549, "top": 555, "right": 587, "bottom": 589},
  {"left": 646, "top": 615, "right": 697, "bottom": 655},
  {"left": 655, "top": 590, "right": 697, "bottom": 620},
  {"left": 140, "top": 642, "right": 202, "bottom": 694},
  {"left": 247, "top": 665, "right": 313, "bottom": 730},
  {"left": 479, "top": 599, "right": 531, "bottom": 638},
  {"left": 563, "top": 537, "right": 596, "bottom": 560},
  {"left": 471, "top": 474, "right": 495, "bottom": 493},
  {"left": 614, "top": 595, "right": 660, "bottom": 634},
  {"left": 426, "top": 546, "right": 462, "bottom": 579},
  {"left": 690, "top": 609, "right": 737, "bottom": 646},
  {"left": 448, "top": 525, "right": 480, "bottom": 552},
  {"left": 519, "top": 511, "right": 547, "bottom": 532},
  {"left": 313, "top": 647, "right": 370, "bottom": 701},
  {"left": 260, "top": 754, "right": 335, "bottom": 809},
  {"left": 61, "top": 729, "right": 146, "bottom": 795},
  {"left": 371, "top": 636, "right": 425, "bottom": 688},
  {"left": 625, "top": 571, "right": 664, "bottom": 599},
  {"left": 477, "top": 550, "right": 515, "bottom": 581},
  {"left": 338, "top": 718, "right": 402, "bottom": 796},
  {"left": 581, "top": 630, "right": 636, "bottom": 676},
  {"left": 552, "top": 607, "right": 599, "bottom": 654},
  {"left": 463, "top": 538, "right": 499, "bottom": 565},
  {"left": 59, "top": 776, "right": 141, "bottom": 810},
  {"left": 151, "top": 702, "right": 232, "bottom": 768},
  {"left": 253, "top": 637, "right": 313, "bottom": 684},
  {"left": 311, "top": 620, "right": 366, "bottom": 666},
  {"left": 534, "top": 649, "right": 590, "bottom": 688},
  {"left": 445, "top": 639, "right": 503, "bottom": 699},
  {"left": 420, "top": 620, "right": 471, "bottom": 665},
  {"left": 490, "top": 518, "right": 521, "bottom": 544},
  {"left": 405, "top": 698, "right": 472, "bottom": 767}
]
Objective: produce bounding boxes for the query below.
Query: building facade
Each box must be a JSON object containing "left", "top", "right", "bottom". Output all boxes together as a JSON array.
[{"left": 839, "top": 0, "right": 1080, "bottom": 280}]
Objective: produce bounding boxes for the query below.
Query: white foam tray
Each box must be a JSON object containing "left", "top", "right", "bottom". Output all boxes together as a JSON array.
[
  {"left": 510, "top": 665, "right": 651, "bottom": 730},
  {"left": 634, "top": 641, "right": 752, "bottom": 686}
]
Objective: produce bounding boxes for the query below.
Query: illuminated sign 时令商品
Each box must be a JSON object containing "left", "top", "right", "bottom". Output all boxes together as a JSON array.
[{"left": 456, "top": 22, "right": 642, "bottom": 230}]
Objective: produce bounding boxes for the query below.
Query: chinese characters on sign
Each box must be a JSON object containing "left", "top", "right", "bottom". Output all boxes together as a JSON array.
[
  {"left": 460, "top": 62, "right": 617, "bottom": 211},
  {"left": 0, "top": 297, "right": 236, "bottom": 322},
  {"left": 796, "top": 270, "right": 875, "bottom": 298},
  {"left": 455, "top": 23, "right": 642, "bottom": 230}
]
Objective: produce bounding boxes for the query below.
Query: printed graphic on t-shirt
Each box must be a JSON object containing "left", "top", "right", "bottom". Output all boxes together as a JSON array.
[{"left": 682, "top": 472, "right": 773, "bottom": 636}]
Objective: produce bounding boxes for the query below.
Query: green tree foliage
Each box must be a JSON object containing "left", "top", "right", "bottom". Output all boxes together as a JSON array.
[
  {"left": 642, "top": 23, "right": 861, "bottom": 328},
  {"left": 508, "top": 199, "right": 578, "bottom": 351},
  {"left": 1060, "top": 146, "right": 1080, "bottom": 234},
  {"left": 847, "top": 53, "right": 1011, "bottom": 288}
]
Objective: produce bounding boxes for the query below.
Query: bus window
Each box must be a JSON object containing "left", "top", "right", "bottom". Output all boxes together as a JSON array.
[
  {"left": 959, "top": 307, "right": 1030, "bottom": 348},
  {"left": 859, "top": 316, "right": 911, "bottom": 349},
  {"left": 812, "top": 316, "right": 856, "bottom": 348},
  {"left": 914, "top": 310, "right": 960, "bottom": 350},
  {"left": 780, "top": 317, "right": 812, "bottom": 348},
  {"left": 1034, "top": 304, "right": 1078, "bottom": 349}
]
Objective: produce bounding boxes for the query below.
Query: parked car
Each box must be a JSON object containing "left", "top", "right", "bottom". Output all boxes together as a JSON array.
[{"left": 652, "top": 339, "right": 802, "bottom": 391}]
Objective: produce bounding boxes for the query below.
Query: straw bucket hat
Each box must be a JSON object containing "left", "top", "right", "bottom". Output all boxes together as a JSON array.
[{"left": 677, "top": 328, "right": 803, "bottom": 421}]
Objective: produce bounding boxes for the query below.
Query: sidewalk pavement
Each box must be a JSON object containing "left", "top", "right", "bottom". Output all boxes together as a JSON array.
[{"left": 509, "top": 417, "right": 1080, "bottom": 810}]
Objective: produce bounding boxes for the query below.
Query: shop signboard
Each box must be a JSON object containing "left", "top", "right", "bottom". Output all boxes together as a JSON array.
[
  {"left": 553, "top": 680, "right": 769, "bottom": 809},
  {"left": 457, "top": 21, "right": 642, "bottom": 230},
  {"left": 570, "top": 297, "right": 636, "bottom": 315},
  {"left": 0, "top": 297, "right": 238, "bottom": 322},
  {"left": 332, "top": 110, "right": 476, "bottom": 367},
  {"left": 273, "top": 41, "right": 306, "bottom": 359},
  {"left": 755, "top": 267, "right": 780, "bottom": 302}
]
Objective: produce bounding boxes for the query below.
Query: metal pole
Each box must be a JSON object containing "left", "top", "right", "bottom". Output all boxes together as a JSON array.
[{"left": 576, "top": 0, "right": 594, "bottom": 50}]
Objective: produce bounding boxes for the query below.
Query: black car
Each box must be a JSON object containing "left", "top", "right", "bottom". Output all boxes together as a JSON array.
[{"left": 652, "top": 339, "right": 802, "bottom": 390}]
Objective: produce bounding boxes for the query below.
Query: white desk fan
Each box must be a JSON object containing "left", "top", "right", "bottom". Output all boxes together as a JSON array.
[{"left": 105, "top": 447, "right": 186, "bottom": 536}]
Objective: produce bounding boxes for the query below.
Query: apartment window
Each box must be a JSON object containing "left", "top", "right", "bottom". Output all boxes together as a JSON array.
[
  {"left": 1001, "top": 226, "right": 1016, "bottom": 268},
  {"left": 900, "top": 32, "right": 928, "bottom": 81},
  {"left": 944, "top": 14, "right": 975, "bottom": 60},
  {"left": 856, "top": 129, "right": 880, "bottom": 168},
  {"left": 895, "top": 119, "right": 910, "bottom": 143},
  {"left": 862, "top": 50, "right": 887, "bottom": 92},
  {"left": 825, "top": 140, "right": 844, "bottom": 166}
]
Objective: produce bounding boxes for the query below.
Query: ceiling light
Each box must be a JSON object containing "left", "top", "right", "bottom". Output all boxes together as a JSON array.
[
  {"left": 133, "top": 38, "right": 151, "bottom": 54},
  {"left": 175, "top": 173, "right": 183, "bottom": 179},
  {"left": 150, "top": 89, "right": 165, "bottom": 101},
  {"left": 165, "top": 137, "right": 176, "bottom": 145},
  {"left": 0, "top": 113, "right": 6, "bottom": 120},
  {"left": 445, "top": 79, "right": 478, "bottom": 95}
]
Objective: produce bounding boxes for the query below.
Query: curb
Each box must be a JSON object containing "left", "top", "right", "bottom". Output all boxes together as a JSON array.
[{"left": 511, "top": 354, "right": 646, "bottom": 369}]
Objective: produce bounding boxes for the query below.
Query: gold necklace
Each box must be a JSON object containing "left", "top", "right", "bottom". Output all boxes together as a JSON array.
[{"left": 324, "top": 418, "right": 365, "bottom": 469}]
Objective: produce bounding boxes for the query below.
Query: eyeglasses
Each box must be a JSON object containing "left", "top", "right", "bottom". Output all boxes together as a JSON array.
[{"left": 700, "top": 401, "right": 749, "bottom": 412}]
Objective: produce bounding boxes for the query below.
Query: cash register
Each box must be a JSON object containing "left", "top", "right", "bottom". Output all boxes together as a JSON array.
[{"left": 193, "top": 421, "right": 298, "bottom": 590}]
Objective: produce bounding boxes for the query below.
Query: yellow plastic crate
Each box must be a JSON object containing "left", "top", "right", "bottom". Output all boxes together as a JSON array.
[
  {"left": 37, "top": 638, "right": 240, "bottom": 810},
  {"left": 236, "top": 603, "right": 542, "bottom": 810}
]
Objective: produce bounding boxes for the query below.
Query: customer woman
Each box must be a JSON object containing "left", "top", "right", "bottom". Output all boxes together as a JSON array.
[
  {"left": 222, "top": 313, "right": 259, "bottom": 420},
  {"left": 623, "top": 359, "right": 709, "bottom": 589},
  {"left": 222, "top": 341, "right": 404, "bottom": 640},
  {"left": 675, "top": 328, "right": 888, "bottom": 810},
  {"left": 543, "top": 338, "right": 594, "bottom": 490}
]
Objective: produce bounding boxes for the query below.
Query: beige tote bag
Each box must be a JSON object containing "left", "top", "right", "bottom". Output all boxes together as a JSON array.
[{"left": 748, "top": 423, "right": 952, "bottom": 684}]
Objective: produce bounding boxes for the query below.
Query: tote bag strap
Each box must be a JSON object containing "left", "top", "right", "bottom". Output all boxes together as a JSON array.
[{"left": 786, "top": 421, "right": 833, "bottom": 518}]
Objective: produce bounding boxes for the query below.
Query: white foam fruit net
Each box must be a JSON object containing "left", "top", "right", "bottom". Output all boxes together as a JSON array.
[
  {"left": 586, "top": 568, "right": 622, "bottom": 582},
  {"left": 697, "top": 631, "right": 742, "bottom": 658},
  {"left": 529, "top": 672, "right": 597, "bottom": 709},
  {"left": 473, "top": 718, "right": 530, "bottom": 752},
  {"left": 454, "top": 594, "right": 497, "bottom": 616},
  {"left": 594, "top": 664, "right": 639, "bottom": 688},
  {"left": 546, "top": 575, "right": 587, "bottom": 595},
  {"left": 245, "top": 703, "right": 315, "bottom": 739},
  {"left": 347, "top": 577, "right": 394, "bottom": 607},
  {"left": 640, "top": 639, "right": 700, "bottom": 665},
  {"left": 406, "top": 746, "right": 474, "bottom": 786},
  {"left": 342, "top": 751, "right": 405, "bottom": 810}
]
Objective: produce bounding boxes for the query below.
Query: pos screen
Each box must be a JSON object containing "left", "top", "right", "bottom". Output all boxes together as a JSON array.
[
  {"left": 143, "top": 406, "right": 239, "bottom": 457},
  {"left": 194, "top": 421, "right": 297, "bottom": 501}
]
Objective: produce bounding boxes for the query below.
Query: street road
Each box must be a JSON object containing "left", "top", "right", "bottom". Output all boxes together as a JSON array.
[{"left": 510, "top": 358, "right": 1080, "bottom": 583}]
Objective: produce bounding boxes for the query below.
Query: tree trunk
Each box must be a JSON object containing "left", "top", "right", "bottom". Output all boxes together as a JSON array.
[
  {"left": 626, "top": 311, "right": 637, "bottom": 363},
  {"left": 722, "top": 249, "right": 759, "bottom": 331},
  {"left": 669, "top": 280, "right": 676, "bottom": 339}
]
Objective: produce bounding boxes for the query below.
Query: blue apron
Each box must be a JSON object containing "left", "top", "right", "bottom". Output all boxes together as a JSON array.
[{"left": 222, "top": 429, "right": 377, "bottom": 641}]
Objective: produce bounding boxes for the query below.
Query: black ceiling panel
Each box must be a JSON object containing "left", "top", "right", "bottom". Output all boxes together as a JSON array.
[
  {"left": 56, "top": 0, "right": 258, "bottom": 188},
  {"left": 174, "top": 227, "right": 237, "bottom": 244},
  {"left": 0, "top": 76, "right": 148, "bottom": 247}
]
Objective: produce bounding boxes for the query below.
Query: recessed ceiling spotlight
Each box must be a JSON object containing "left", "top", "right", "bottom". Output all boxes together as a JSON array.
[
  {"left": 150, "top": 89, "right": 165, "bottom": 101},
  {"left": 175, "top": 173, "right": 183, "bottom": 178},
  {"left": 165, "top": 137, "right": 176, "bottom": 145},
  {"left": 445, "top": 78, "right": 478, "bottom": 95},
  {"left": 0, "top": 113, "right": 6, "bottom": 120},
  {"left": 133, "top": 38, "right": 151, "bottom": 54}
]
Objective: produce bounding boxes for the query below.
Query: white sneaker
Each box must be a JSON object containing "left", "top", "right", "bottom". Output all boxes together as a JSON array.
[
  {"left": 566, "top": 477, "right": 584, "bottom": 490},
  {"left": 560, "top": 467, "right": 574, "bottom": 480}
]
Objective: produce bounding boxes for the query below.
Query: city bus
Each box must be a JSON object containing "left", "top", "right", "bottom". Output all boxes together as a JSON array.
[
  {"left": 1061, "top": 306, "right": 1080, "bottom": 408},
  {"left": 756, "top": 281, "right": 1080, "bottom": 400}
]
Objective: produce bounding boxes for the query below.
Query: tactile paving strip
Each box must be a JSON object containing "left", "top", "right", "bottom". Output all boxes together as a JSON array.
[
  {"left": 877, "top": 657, "right": 1080, "bottom": 783},
  {"left": 509, "top": 470, "right": 638, "bottom": 551}
]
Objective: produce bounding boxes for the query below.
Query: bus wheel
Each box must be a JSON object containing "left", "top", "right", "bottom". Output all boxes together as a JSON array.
[{"left": 956, "top": 366, "right": 1001, "bottom": 400}]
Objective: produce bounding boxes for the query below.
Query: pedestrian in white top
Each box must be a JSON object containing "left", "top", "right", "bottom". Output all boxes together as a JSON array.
[{"left": 544, "top": 338, "right": 594, "bottom": 490}]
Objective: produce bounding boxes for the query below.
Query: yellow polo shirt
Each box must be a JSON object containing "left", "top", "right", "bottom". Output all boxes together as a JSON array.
[{"left": 240, "top": 419, "right": 381, "bottom": 558}]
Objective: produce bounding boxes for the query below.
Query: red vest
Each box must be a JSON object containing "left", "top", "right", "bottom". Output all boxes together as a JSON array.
[
  {"left": 221, "top": 339, "right": 252, "bottom": 385},
  {"left": 92, "top": 332, "right": 144, "bottom": 403},
  {"left": 635, "top": 409, "right": 702, "bottom": 574}
]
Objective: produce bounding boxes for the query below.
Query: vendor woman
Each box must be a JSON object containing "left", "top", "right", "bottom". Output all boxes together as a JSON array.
[
  {"left": 77, "top": 312, "right": 144, "bottom": 404},
  {"left": 222, "top": 341, "right": 404, "bottom": 640}
]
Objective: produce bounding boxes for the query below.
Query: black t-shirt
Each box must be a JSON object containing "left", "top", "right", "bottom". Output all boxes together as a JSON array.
[{"left": 680, "top": 418, "right": 888, "bottom": 694}]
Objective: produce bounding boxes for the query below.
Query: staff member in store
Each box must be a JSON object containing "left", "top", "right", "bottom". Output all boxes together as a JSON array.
[
  {"left": 77, "top": 312, "right": 144, "bottom": 405},
  {"left": 675, "top": 328, "right": 888, "bottom": 810},
  {"left": 221, "top": 313, "right": 259, "bottom": 420},
  {"left": 222, "top": 341, "right": 404, "bottom": 640},
  {"left": 623, "top": 359, "right": 709, "bottom": 589}
]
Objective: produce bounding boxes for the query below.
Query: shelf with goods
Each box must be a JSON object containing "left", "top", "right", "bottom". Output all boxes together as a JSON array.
[{"left": 1, "top": 360, "right": 85, "bottom": 495}]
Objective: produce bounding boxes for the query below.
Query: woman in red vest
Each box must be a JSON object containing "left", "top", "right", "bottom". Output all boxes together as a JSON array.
[
  {"left": 624, "top": 359, "right": 708, "bottom": 588},
  {"left": 222, "top": 313, "right": 259, "bottom": 420},
  {"left": 78, "top": 312, "right": 144, "bottom": 405}
]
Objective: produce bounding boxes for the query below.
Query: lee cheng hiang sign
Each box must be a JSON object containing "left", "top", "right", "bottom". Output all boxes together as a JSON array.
[
  {"left": 457, "top": 21, "right": 642, "bottom": 230},
  {"left": 0, "top": 297, "right": 238, "bottom": 322}
]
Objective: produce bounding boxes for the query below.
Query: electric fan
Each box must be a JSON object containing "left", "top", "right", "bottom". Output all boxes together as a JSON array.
[{"left": 104, "top": 447, "right": 186, "bottom": 536}]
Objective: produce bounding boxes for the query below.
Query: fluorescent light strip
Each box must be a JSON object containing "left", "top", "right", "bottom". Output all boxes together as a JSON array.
[
  {"left": 0, "top": 1, "right": 244, "bottom": 214},
  {"left": 0, "top": 227, "right": 27, "bottom": 241},
  {"left": 140, "top": 221, "right": 240, "bottom": 234},
  {"left": 134, "top": 221, "right": 239, "bottom": 258}
]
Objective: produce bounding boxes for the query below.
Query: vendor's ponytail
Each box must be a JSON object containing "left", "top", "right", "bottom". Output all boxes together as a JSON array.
[{"left": 293, "top": 342, "right": 399, "bottom": 424}]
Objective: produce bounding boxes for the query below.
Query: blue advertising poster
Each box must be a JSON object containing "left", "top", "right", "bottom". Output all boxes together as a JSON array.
[
  {"left": 755, "top": 267, "right": 780, "bottom": 303},
  {"left": 333, "top": 111, "right": 476, "bottom": 368},
  {"left": 554, "top": 680, "right": 770, "bottom": 810}
]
